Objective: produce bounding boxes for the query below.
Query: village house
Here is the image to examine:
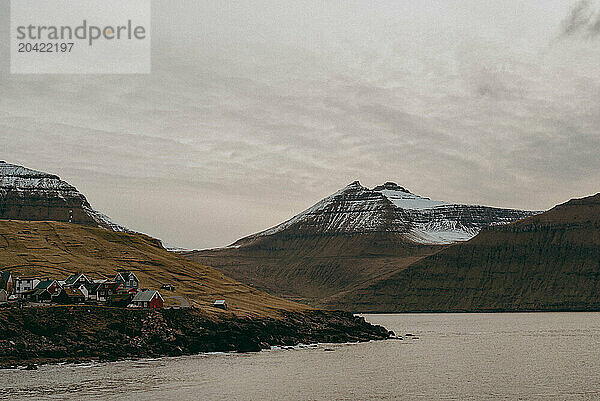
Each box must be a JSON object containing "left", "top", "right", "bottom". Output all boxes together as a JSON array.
[
  {"left": 0, "top": 271, "right": 13, "bottom": 294},
  {"left": 23, "top": 288, "right": 52, "bottom": 303},
  {"left": 95, "top": 281, "right": 123, "bottom": 302},
  {"left": 129, "top": 290, "right": 164, "bottom": 309},
  {"left": 35, "top": 280, "right": 62, "bottom": 296},
  {"left": 63, "top": 273, "right": 91, "bottom": 288},
  {"left": 0, "top": 271, "right": 171, "bottom": 308},
  {"left": 14, "top": 277, "right": 40, "bottom": 297},
  {"left": 86, "top": 282, "right": 101, "bottom": 301},
  {"left": 114, "top": 272, "right": 139, "bottom": 292},
  {"left": 23, "top": 279, "right": 63, "bottom": 303},
  {"left": 55, "top": 288, "right": 86, "bottom": 304}
]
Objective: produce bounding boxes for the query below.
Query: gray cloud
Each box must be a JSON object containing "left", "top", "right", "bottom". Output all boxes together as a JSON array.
[
  {"left": 1, "top": 1, "right": 600, "bottom": 248},
  {"left": 561, "top": 0, "right": 600, "bottom": 38}
]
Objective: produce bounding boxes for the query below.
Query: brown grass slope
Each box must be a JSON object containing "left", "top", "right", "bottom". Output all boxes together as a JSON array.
[
  {"left": 185, "top": 233, "right": 442, "bottom": 305},
  {"left": 323, "top": 194, "right": 600, "bottom": 312},
  {"left": 0, "top": 220, "right": 305, "bottom": 317}
]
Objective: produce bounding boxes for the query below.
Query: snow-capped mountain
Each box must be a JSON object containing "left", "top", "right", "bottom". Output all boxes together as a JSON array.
[
  {"left": 185, "top": 181, "right": 542, "bottom": 306},
  {"left": 234, "top": 181, "right": 540, "bottom": 246},
  {"left": 0, "top": 161, "right": 127, "bottom": 231}
]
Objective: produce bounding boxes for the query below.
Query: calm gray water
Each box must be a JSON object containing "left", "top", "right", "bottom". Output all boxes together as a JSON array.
[{"left": 3, "top": 313, "right": 600, "bottom": 400}]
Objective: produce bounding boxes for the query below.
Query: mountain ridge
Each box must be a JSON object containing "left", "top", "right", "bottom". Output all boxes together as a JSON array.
[
  {"left": 185, "top": 181, "right": 540, "bottom": 305},
  {"left": 322, "top": 193, "right": 600, "bottom": 312},
  {"left": 0, "top": 161, "right": 127, "bottom": 232},
  {"left": 231, "top": 180, "right": 540, "bottom": 247}
]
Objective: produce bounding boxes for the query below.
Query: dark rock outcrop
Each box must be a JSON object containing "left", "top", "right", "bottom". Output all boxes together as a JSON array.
[{"left": 0, "top": 306, "right": 390, "bottom": 367}]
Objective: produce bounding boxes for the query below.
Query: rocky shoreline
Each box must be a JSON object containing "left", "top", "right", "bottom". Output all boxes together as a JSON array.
[{"left": 0, "top": 306, "right": 392, "bottom": 368}]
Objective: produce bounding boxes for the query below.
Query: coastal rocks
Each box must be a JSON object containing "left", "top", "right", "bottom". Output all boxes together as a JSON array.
[{"left": 0, "top": 306, "right": 391, "bottom": 367}]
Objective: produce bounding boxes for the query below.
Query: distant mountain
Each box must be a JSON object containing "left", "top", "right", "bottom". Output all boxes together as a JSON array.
[
  {"left": 234, "top": 181, "right": 538, "bottom": 246},
  {"left": 0, "top": 161, "right": 126, "bottom": 231},
  {"left": 324, "top": 193, "right": 600, "bottom": 312},
  {"left": 185, "top": 181, "right": 539, "bottom": 304}
]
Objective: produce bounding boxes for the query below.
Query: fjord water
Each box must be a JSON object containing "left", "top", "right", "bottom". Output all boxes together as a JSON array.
[{"left": 3, "top": 313, "right": 600, "bottom": 400}]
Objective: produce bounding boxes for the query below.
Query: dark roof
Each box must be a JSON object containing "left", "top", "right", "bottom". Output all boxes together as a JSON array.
[
  {"left": 86, "top": 282, "right": 102, "bottom": 293},
  {"left": 23, "top": 288, "right": 47, "bottom": 297},
  {"left": 110, "top": 292, "right": 133, "bottom": 301},
  {"left": 64, "top": 274, "right": 87, "bottom": 285},
  {"left": 132, "top": 290, "right": 162, "bottom": 302},
  {"left": 100, "top": 282, "right": 122, "bottom": 291},
  {"left": 35, "top": 280, "right": 57, "bottom": 290}
]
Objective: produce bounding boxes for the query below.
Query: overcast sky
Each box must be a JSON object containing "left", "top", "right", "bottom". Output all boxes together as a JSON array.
[{"left": 1, "top": 0, "right": 599, "bottom": 249}]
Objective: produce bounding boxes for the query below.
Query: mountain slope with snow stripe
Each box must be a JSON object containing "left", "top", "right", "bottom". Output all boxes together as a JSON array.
[
  {"left": 0, "top": 161, "right": 128, "bottom": 232},
  {"left": 234, "top": 180, "right": 539, "bottom": 246}
]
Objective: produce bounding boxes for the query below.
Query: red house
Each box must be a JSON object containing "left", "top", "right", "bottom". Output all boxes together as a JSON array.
[{"left": 130, "top": 290, "right": 164, "bottom": 309}]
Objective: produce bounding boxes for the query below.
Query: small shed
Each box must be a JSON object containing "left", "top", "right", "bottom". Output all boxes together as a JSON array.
[
  {"left": 0, "top": 289, "right": 7, "bottom": 303},
  {"left": 213, "top": 299, "right": 228, "bottom": 310},
  {"left": 130, "top": 290, "right": 164, "bottom": 309}
]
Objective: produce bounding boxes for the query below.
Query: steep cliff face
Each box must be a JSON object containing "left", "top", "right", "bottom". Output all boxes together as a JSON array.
[
  {"left": 0, "top": 161, "right": 125, "bottom": 231},
  {"left": 324, "top": 193, "right": 600, "bottom": 312},
  {"left": 185, "top": 181, "right": 538, "bottom": 305}
]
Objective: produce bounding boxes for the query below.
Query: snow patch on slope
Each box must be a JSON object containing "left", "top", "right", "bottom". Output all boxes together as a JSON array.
[{"left": 379, "top": 189, "right": 449, "bottom": 210}]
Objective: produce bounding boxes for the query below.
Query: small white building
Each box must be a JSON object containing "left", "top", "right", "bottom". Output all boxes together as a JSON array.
[
  {"left": 213, "top": 299, "right": 228, "bottom": 310},
  {"left": 14, "top": 277, "right": 40, "bottom": 297}
]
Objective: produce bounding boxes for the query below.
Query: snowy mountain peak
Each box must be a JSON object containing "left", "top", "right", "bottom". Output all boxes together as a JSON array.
[
  {"left": 236, "top": 180, "right": 541, "bottom": 246},
  {"left": 372, "top": 182, "right": 411, "bottom": 193},
  {"left": 343, "top": 180, "right": 365, "bottom": 190},
  {"left": 0, "top": 161, "right": 128, "bottom": 232}
]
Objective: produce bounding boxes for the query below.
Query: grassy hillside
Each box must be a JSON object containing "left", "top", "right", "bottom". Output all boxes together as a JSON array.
[
  {"left": 0, "top": 219, "right": 305, "bottom": 317},
  {"left": 324, "top": 194, "right": 600, "bottom": 312},
  {"left": 185, "top": 233, "right": 442, "bottom": 304}
]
